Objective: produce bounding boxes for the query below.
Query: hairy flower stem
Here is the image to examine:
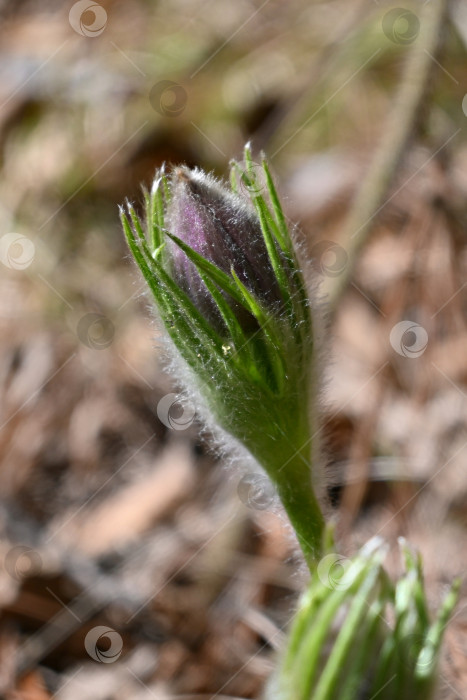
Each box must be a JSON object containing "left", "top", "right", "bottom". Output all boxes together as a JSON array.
[
  {"left": 207, "top": 365, "right": 325, "bottom": 566},
  {"left": 272, "top": 452, "right": 325, "bottom": 567},
  {"left": 211, "top": 390, "right": 324, "bottom": 565}
]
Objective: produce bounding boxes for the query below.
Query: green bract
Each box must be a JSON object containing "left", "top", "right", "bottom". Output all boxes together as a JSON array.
[
  {"left": 120, "top": 145, "right": 324, "bottom": 565},
  {"left": 268, "top": 533, "right": 459, "bottom": 700}
]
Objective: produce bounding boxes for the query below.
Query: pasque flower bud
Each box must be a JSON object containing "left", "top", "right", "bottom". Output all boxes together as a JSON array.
[
  {"left": 121, "top": 146, "right": 324, "bottom": 565},
  {"left": 167, "top": 167, "right": 283, "bottom": 332}
]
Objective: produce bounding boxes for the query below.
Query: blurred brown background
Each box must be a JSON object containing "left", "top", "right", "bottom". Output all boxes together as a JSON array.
[{"left": 0, "top": 0, "right": 467, "bottom": 697}]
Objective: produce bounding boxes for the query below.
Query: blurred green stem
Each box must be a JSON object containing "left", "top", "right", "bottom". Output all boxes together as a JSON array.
[{"left": 329, "top": 0, "right": 449, "bottom": 316}]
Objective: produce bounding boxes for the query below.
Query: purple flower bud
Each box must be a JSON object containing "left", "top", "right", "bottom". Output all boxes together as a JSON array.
[
  {"left": 121, "top": 147, "right": 325, "bottom": 566},
  {"left": 166, "top": 167, "right": 283, "bottom": 331}
]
